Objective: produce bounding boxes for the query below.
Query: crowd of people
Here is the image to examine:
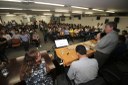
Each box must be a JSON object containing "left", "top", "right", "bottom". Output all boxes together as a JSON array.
[
  {"left": 40, "top": 22, "right": 104, "bottom": 42},
  {"left": 0, "top": 21, "right": 42, "bottom": 63},
  {"left": 0, "top": 20, "right": 128, "bottom": 85}
]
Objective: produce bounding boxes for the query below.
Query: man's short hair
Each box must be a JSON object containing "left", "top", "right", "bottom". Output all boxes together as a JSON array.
[
  {"left": 75, "top": 45, "right": 87, "bottom": 55},
  {"left": 106, "top": 22, "right": 117, "bottom": 30}
]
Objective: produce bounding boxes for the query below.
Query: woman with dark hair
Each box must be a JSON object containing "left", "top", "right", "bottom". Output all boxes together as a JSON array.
[{"left": 20, "top": 49, "right": 53, "bottom": 85}]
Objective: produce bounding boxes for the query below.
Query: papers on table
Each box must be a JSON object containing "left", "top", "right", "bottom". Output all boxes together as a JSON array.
[
  {"left": 67, "top": 40, "right": 96, "bottom": 50},
  {"left": 67, "top": 44, "right": 90, "bottom": 51}
]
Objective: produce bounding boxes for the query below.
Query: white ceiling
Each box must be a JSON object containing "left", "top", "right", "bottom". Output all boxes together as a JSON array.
[
  {"left": 0, "top": 0, "right": 128, "bottom": 15},
  {"left": 33, "top": 0, "right": 128, "bottom": 10}
]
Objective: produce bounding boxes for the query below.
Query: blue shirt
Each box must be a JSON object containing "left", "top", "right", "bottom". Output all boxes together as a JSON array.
[
  {"left": 64, "top": 29, "right": 69, "bottom": 35},
  {"left": 20, "top": 34, "right": 29, "bottom": 42}
]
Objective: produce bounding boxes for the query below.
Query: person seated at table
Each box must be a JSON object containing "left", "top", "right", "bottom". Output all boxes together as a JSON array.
[
  {"left": 0, "top": 34, "right": 8, "bottom": 63},
  {"left": 10, "top": 29, "right": 15, "bottom": 37},
  {"left": 20, "top": 31, "right": 30, "bottom": 51},
  {"left": 79, "top": 28, "right": 85, "bottom": 39},
  {"left": 122, "top": 30, "right": 128, "bottom": 49},
  {"left": 74, "top": 28, "right": 80, "bottom": 37},
  {"left": 32, "top": 31, "right": 41, "bottom": 49},
  {"left": 2, "top": 31, "right": 12, "bottom": 47},
  {"left": 12, "top": 30, "right": 20, "bottom": 39},
  {"left": 69, "top": 28, "right": 74, "bottom": 37},
  {"left": 20, "top": 49, "right": 53, "bottom": 85},
  {"left": 59, "top": 28, "right": 65, "bottom": 38},
  {"left": 64, "top": 28, "right": 70, "bottom": 39},
  {"left": 2, "top": 31, "right": 12, "bottom": 41},
  {"left": 43, "top": 27, "right": 49, "bottom": 44},
  {"left": 67, "top": 45, "right": 98, "bottom": 85},
  {"left": 51, "top": 28, "right": 59, "bottom": 41},
  {"left": 111, "top": 35, "right": 127, "bottom": 58}
]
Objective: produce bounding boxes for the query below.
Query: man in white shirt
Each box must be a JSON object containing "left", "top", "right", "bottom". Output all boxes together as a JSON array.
[
  {"left": 67, "top": 45, "right": 98, "bottom": 85},
  {"left": 12, "top": 31, "right": 20, "bottom": 39},
  {"left": 3, "top": 33, "right": 12, "bottom": 41}
]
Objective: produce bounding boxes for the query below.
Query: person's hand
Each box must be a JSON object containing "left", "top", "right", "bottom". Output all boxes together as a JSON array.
[
  {"left": 96, "top": 33, "right": 101, "bottom": 41},
  {"left": 46, "top": 64, "right": 51, "bottom": 73}
]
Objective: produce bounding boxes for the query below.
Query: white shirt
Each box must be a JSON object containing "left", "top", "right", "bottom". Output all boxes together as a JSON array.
[
  {"left": 67, "top": 57, "right": 98, "bottom": 84},
  {"left": 3, "top": 34, "right": 12, "bottom": 41},
  {"left": 12, "top": 34, "right": 20, "bottom": 39}
]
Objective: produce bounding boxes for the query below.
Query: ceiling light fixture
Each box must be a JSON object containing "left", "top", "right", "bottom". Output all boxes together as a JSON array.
[
  {"left": 0, "top": 8, "right": 23, "bottom": 10},
  {"left": 55, "top": 9, "right": 69, "bottom": 13},
  {"left": 0, "top": 13, "right": 9, "bottom": 14},
  {"left": 92, "top": 9, "right": 104, "bottom": 12},
  {"left": 31, "top": 9, "right": 50, "bottom": 11},
  {"left": 85, "top": 12, "right": 93, "bottom": 14},
  {"left": 13, "top": 13, "right": 26, "bottom": 15},
  {"left": 41, "top": 16, "right": 46, "bottom": 17},
  {"left": 64, "top": 14, "right": 71, "bottom": 16},
  {"left": 72, "top": 11, "right": 83, "bottom": 14},
  {"left": 22, "top": 0, "right": 34, "bottom": 3},
  {"left": 54, "top": 14, "right": 62, "bottom": 17},
  {"left": 106, "top": 11, "right": 115, "bottom": 13},
  {"left": 6, "top": 14, "right": 16, "bottom": 16},
  {"left": 1, "top": 0, "right": 22, "bottom": 2},
  {"left": 34, "top": 2, "right": 64, "bottom": 7},
  {"left": 43, "top": 13, "right": 52, "bottom": 16},
  {"left": 71, "top": 6, "right": 89, "bottom": 10}
]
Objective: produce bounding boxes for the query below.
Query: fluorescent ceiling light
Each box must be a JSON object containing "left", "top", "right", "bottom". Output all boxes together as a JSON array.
[
  {"left": 64, "top": 14, "right": 71, "bottom": 16},
  {"left": 106, "top": 11, "right": 115, "bottom": 13},
  {"left": 28, "top": 15, "right": 36, "bottom": 17},
  {"left": 34, "top": 2, "right": 64, "bottom": 6},
  {"left": 1, "top": 0, "right": 22, "bottom": 2},
  {"left": 85, "top": 12, "right": 93, "bottom": 14},
  {"left": 2, "top": 0, "right": 34, "bottom": 3},
  {"left": 71, "top": 6, "right": 89, "bottom": 10},
  {"left": 43, "top": 13, "right": 52, "bottom": 16},
  {"left": 55, "top": 9, "right": 69, "bottom": 13},
  {"left": 54, "top": 14, "right": 62, "bottom": 17},
  {"left": 6, "top": 14, "right": 16, "bottom": 16},
  {"left": 92, "top": 9, "right": 104, "bottom": 12},
  {"left": 1, "top": 0, "right": 34, "bottom": 2},
  {"left": 22, "top": 1, "right": 34, "bottom": 3},
  {"left": 0, "top": 13, "right": 9, "bottom": 14},
  {"left": 31, "top": 9, "right": 50, "bottom": 11},
  {"left": 41, "top": 16, "right": 46, "bottom": 17},
  {"left": 28, "top": 15, "right": 32, "bottom": 17},
  {"left": 72, "top": 11, "right": 83, "bottom": 14},
  {"left": 13, "top": 13, "right": 26, "bottom": 15},
  {"left": 0, "top": 8, "right": 23, "bottom": 10}
]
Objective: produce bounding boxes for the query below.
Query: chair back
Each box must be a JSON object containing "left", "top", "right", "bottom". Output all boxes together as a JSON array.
[{"left": 11, "top": 39, "right": 21, "bottom": 47}]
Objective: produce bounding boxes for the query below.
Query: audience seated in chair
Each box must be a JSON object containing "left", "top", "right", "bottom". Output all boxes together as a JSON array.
[
  {"left": 110, "top": 35, "right": 127, "bottom": 61},
  {"left": 11, "top": 38, "right": 21, "bottom": 48},
  {"left": 32, "top": 31, "right": 41, "bottom": 49},
  {"left": 20, "top": 49, "right": 53, "bottom": 85}
]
